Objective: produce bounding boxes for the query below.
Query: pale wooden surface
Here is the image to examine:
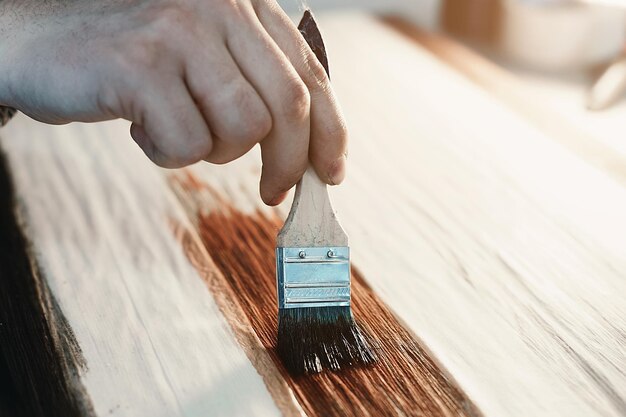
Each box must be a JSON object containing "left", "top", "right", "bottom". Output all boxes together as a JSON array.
[
  {"left": 2, "top": 11, "right": 626, "bottom": 417},
  {"left": 0, "top": 119, "right": 283, "bottom": 417},
  {"left": 185, "top": 14, "right": 626, "bottom": 417}
]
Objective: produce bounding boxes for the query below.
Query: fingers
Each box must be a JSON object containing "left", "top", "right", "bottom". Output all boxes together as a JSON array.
[
  {"left": 184, "top": 42, "right": 272, "bottom": 164},
  {"left": 127, "top": 76, "right": 213, "bottom": 169},
  {"left": 253, "top": 2, "right": 348, "bottom": 185},
  {"left": 107, "top": 1, "right": 347, "bottom": 204},
  {"left": 226, "top": 3, "right": 311, "bottom": 205}
]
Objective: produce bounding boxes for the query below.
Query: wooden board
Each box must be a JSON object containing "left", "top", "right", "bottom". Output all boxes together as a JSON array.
[
  {"left": 1, "top": 11, "right": 626, "bottom": 417},
  {"left": 0, "top": 119, "right": 284, "bottom": 417}
]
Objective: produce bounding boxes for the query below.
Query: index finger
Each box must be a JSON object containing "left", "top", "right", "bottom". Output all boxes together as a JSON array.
[
  {"left": 254, "top": 4, "right": 348, "bottom": 186},
  {"left": 226, "top": 2, "right": 312, "bottom": 205}
]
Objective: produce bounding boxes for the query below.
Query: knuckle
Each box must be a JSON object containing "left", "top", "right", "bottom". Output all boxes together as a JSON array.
[
  {"left": 282, "top": 78, "right": 310, "bottom": 121},
  {"left": 150, "top": 153, "right": 183, "bottom": 169},
  {"left": 212, "top": 0, "right": 246, "bottom": 24},
  {"left": 140, "top": 140, "right": 181, "bottom": 169},
  {"left": 208, "top": 81, "right": 272, "bottom": 144},
  {"left": 230, "top": 87, "right": 272, "bottom": 143},
  {"left": 159, "top": 132, "right": 212, "bottom": 166},
  {"left": 302, "top": 50, "right": 329, "bottom": 90},
  {"left": 181, "top": 138, "right": 213, "bottom": 164},
  {"left": 131, "top": 4, "right": 193, "bottom": 56},
  {"left": 144, "top": 122, "right": 212, "bottom": 168},
  {"left": 112, "top": 37, "right": 161, "bottom": 71},
  {"left": 129, "top": 92, "right": 154, "bottom": 127},
  {"left": 149, "top": 3, "right": 193, "bottom": 34},
  {"left": 134, "top": 45, "right": 160, "bottom": 68},
  {"left": 156, "top": 145, "right": 207, "bottom": 168},
  {"left": 233, "top": 110, "right": 271, "bottom": 145}
]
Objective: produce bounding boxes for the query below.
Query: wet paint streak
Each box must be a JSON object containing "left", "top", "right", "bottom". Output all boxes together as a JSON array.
[{"left": 171, "top": 172, "right": 481, "bottom": 417}]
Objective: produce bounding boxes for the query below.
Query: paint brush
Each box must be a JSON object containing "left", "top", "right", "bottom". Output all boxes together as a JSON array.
[{"left": 275, "top": 10, "right": 376, "bottom": 375}]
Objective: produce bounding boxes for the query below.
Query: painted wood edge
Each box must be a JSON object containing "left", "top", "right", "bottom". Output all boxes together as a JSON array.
[
  {"left": 1, "top": 117, "right": 284, "bottom": 417},
  {"left": 0, "top": 148, "right": 94, "bottom": 417}
]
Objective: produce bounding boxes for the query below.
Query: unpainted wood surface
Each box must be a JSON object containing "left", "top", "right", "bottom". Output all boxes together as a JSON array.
[
  {"left": 1, "top": 11, "right": 626, "bottom": 417},
  {"left": 0, "top": 119, "right": 282, "bottom": 417},
  {"left": 182, "top": 13, "right": 626, "bottom": 417}
]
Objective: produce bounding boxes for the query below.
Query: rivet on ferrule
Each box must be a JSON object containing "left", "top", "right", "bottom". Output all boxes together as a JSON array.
[{"left": 276, "top": 246, "right": 351, "bottom": 309}]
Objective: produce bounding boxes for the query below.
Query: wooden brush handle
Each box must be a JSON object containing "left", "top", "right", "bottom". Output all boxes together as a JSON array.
[
  {"left": 277, "top": 166, "right": 348, "bottom": 247},
  {"left": 277, "top": 11, "right": 348, "bottom": 247}
]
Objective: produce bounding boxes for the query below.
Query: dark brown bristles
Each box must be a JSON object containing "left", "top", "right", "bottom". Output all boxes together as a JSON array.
[{"left": 277, "top": 306, "right": 377, "bottom": 375}]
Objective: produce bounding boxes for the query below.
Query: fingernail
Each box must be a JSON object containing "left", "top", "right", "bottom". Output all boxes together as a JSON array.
[
  {"left": 328, "top": 155, "right": 347, "bottom": 185},
  {"left": 268, "top": 191, "right": 288, "bottom": 206}
]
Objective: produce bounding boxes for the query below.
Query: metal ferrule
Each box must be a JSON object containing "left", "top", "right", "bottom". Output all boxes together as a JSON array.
[{"left": 276, "top": 246, "right": 351, "bottom": 309}]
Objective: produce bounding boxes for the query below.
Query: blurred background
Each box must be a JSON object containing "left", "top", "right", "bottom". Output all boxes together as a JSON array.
[
  {"left": 281, "top": 0, "right": 625, "bottom": 74},
  {"left": 277, "top": 0, "right": 626, "bottom": 160}
]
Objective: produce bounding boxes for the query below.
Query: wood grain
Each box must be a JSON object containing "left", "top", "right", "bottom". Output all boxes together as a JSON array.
[
  {"left": 170, "top": 172, "right": 478, "bottom": 417},
  {"left": 0, "top": 150, "right": 93, "bottom": 417},
  {"left": 180, "top": 13, "right": 626, "bottom": 417},
  {"left": 1, "top": 11, "right": 626, "bottom": 417},
  {"left": 0, "top": 118, "right": 282, "bottom": 417}
]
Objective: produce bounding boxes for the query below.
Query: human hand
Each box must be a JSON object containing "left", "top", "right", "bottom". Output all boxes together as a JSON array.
[{"left": 0, "top": 0, "right": 347, "bottom": 205}]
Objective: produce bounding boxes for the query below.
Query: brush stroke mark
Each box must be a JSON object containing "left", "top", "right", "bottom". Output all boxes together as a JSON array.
[
  {"left": 170, "top": 173, "right": 482, "bottom": 417},
  {"left": 169, "top": 219, "right": 305, "bottom": 417},
  {"left": 496, "top": 253, "right": 626, "bottom": 416},
  {"left": 0, "top": 148, "right": 94, "bottom": 417}
]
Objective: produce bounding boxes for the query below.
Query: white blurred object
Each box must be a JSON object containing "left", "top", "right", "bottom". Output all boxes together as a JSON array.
[
  {"left": 576, "top": 0, "right": 626, "bottom": 6},
  {"left": 587, "top": 55, "right": 626, "bottom": 110},
  {"left": 500, "top": 0, "right": 625, "bottom": 71},
  {"left": 278, "top": 0, "right": 442, "bottom": 30}
]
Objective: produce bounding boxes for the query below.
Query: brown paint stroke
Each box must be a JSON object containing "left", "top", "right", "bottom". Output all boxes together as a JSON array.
[{"left": 171, "top": 174, "right": 481, "bottom": 417}]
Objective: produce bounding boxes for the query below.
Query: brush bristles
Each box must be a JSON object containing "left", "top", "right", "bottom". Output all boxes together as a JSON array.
[{"left": 277, "top": 306, "right": 377, "bottom": 375}]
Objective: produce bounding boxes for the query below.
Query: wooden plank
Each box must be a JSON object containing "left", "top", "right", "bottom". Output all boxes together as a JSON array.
[
  {"left": 179, "top": 13, "right": 626, "bottom": 417},
  {"left": 2, "top": 10, "right": 626, "bottom": 417},
  {"left": 0, "top": 118, "right": 285, "bottom": 416},
  {"left": 168, "top": 174, "right": 479, "bottom": 417}
]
